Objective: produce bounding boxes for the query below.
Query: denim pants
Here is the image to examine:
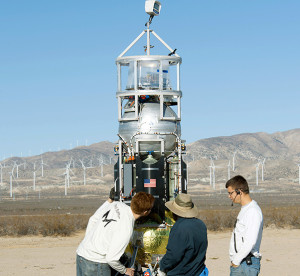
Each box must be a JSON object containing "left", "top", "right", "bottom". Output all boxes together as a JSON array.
[
  {"left": 76, "top": 254, "right": 111, "bottom": 276},
  {"left": 230, "top": 256, "right": 260, "bottom": 276}
]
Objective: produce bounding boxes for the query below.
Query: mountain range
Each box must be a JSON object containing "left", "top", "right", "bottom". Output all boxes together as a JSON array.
[{"left": 1, "top": 128, "right": 299, "bottom": 197}]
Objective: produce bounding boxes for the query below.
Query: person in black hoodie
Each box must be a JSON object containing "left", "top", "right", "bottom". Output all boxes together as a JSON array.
[{"left": 159, "top": 193, "right": 209, "bottom": 276}]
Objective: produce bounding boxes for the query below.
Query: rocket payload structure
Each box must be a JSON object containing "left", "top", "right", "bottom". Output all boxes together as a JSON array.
[
  {"left": 114, "top": 0, "right": 187, "bottom": 222},
  {"left": 113, "top": 1, "right": 187, "bottom": 223}
]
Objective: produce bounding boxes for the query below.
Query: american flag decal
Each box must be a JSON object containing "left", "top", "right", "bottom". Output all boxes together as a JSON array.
[{"left": 144, "top": 178, "right": 156, "bottom": 188}]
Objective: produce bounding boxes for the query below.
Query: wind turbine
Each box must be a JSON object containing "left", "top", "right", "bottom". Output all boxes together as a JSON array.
[
  {"left": 227, "top": 160, "right": 231, "bottom": 180},
  {"left": 33, "top": 162, "right": 37, "bottom": 191},
  {"left": 64, "top": 161, "right": 74, "bottom": 191},
  {"left": 298, "top": 164, "right": 300, "bottom": 185},
  {"left": 212, "top": 161, "right": 216, "bottom": 190},
  {"left": 9, "top": 171, "right": 13, "bottom": 197},
  {"left": 9, "top": 165, "right": 17, "bottom": 198},
  {"left": 209, "top": 159, "right": 216, "bottom": 190},
  {"left": 98, "top": 155, "right": 104, "bottom": 177},
  {"left": 79, "top": 159, "right": 87, "bottom": 186},
  {"left": 15, "top": 161, "right": 25, "bottom": 179},
  {"left": 261, "top": 158, "right": 266, "bottom": 181},
  {"left": 63, "top": 164, "right": 70, "bottom": 196},
  {"left": 64, "top": 170, "right": 68, "bottom": 196},
  {"left": 0, "top": 163, "right": 4, "bottom": 183},
  {"left": 66, "top": 163, "right": 71, "bottom": 188},
  {"left": 255, "top": 161, "right": 260, "bottom": 186},
  {"left": 209, "top": 159, "right": 213, "bottom": 187},
  {"left": 40, "top": 156, "right": 48, "bottom": 177},
  {"left": 232, "top": 151, "right": 237, "bottom": 172}
]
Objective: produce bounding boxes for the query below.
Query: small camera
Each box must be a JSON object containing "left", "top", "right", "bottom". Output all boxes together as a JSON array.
[{"left": 245, "top": 255, "right": 252, "bottom": 265}]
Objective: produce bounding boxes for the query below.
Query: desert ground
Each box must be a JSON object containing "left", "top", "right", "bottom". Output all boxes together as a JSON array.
[
  {"left": 0, "top": 227, "right": 299, "bottom": 276},
  {"left": 0, "top": 190, "right": 299, "bottom": 276}
]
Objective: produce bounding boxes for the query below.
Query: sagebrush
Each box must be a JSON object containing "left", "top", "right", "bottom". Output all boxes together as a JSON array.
[{"left": 0, "top": 206, "right": 299, "bottom": 236}]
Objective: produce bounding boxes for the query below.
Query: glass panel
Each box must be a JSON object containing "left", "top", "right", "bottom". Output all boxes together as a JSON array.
[{"left": 137, "top": 60, "right": 160, "bottom": 89}]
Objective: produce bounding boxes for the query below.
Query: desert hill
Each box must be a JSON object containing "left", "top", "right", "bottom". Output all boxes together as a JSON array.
[
  {"left": 186, "top": 128, "right": 300, "bottom": 162},
  {"left": 0, "top": 129, "right": 299, "bottom": 198}
]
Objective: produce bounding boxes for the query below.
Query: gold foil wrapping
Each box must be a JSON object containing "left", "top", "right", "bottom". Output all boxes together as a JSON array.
[{"left": 126, "top": 211, "right": 175, "bottom": 265}]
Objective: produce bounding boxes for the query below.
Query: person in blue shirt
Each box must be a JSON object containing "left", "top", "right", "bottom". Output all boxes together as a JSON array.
[{"left": 159, "top": 193, "right": 209, "bottom": 276}]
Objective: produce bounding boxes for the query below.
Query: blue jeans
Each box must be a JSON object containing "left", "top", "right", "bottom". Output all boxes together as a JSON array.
[
  {"left": 230, "top": 257, "right": 260, "bottom": 276},
  {"left": 76, "top": 254, "right": 111, "bottom": 276},
  {"left": 199, "top": 266, "right": 209, "bottom": 276}
]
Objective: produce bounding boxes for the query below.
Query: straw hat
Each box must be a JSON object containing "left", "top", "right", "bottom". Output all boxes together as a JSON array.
[{"left": 165, "top": 193, "right": 198, "bottom": 218}]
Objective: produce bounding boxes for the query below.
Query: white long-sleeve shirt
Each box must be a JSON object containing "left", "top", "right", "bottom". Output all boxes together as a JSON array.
[
  {"left": 77, "top": 201, "right": 135, "bottom": 274},
  {"left": 229, "top": 200, "right": 263, "bottom": 266}
]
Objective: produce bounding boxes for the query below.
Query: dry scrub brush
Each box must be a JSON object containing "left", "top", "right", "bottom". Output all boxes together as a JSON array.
[
  {"left": 0, "top": 214, "right": 89, "bottom": 236},
  {"left": 263, "top": 206, "right": 300, "bottom": 229},
  {"left": 199, "top": 206, "right": 300, "bottom": 231},
  {"left": 0, "top": 206, "right": 299, "bottom": 236}
]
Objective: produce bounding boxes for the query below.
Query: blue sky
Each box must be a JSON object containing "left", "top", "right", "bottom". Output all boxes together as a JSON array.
[{"left": 1, "top": 0, "right": 299, "bottom": 159}]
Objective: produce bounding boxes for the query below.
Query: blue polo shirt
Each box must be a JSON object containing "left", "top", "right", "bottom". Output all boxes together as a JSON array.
[{"left": 159, "top": 217, "right": 208, "bottom": 275}]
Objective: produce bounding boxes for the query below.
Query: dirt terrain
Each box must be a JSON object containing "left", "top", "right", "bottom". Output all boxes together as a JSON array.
[
  {"left": 0, "top": 193, "right": 300, "bottom": 275},
  {"left": 0, "top": 228, "right": 299, "bottom": 276}
]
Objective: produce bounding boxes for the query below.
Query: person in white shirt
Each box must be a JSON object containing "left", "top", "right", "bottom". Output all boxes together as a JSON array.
[
  {"left": 226, "top": 175, "right": 263, "bottom": 276},
  {"left": 76, "top": 191, "right": 155, "bottom": 276}
]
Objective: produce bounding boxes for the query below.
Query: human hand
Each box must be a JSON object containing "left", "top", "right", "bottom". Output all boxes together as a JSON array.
[
  {"left": 125, "top": 267, "right": 135, "bottom": 276},
  {"left": 157, "top": 268, "right": 166, "bottom": 276},
  {"left": 109, "top": 187, "right": 115, "bottom": 201},
  {"left": 231, "top": 262, "right": 239, "bottom": 268}
]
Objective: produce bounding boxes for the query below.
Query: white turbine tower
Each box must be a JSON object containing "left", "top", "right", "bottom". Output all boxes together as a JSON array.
[
  {"left": 261, "top": 158, "right": 266, "bottom": 181},
  {"left": 14, "top": 162, "right": 25, "bottom": 179},
  {"left": 33, "top": 162, "right": 37, "bottom": 191},
  {"left": 9, "top": 171, "right": 13, "bottom": 198},
  {"left": 64, "top": 170, "right": 68, "bottom": 196},
  {"left": 232, "top": 151, "right": 237, "bottom": 172},
  {"left": 63, "top": 161, "right": 74, "bottom": 193},
  {"left": 66, "top": 163, "right": 70, "bottom": 188},
  {"left": 208, "top": 159, "right": 216, "bottom": 190},
  {"left": 98, "top": 155, "right": 104, "bottom": 177},
  {"left": 0, "top": 163, "right": 4, "bottom": 183},
  {"left": 298, "top": 164, "right": 300, "bottom": 185},
  {"left": 63, "top": 164, "right": 70, "bottom": 196},
  {"left": 227, "top": 160, "right": 231, "bottom": 180},
  {"left": 255, "top": 161, "right": 260, "bottom": 186},
  {"left": 209, "top": 159, "right": 213, "bottom": 187},
  {"left": 79, "top": 159, "right": 87, "bottom": 186},
  {"left": 9, "top": 165, "right": 17, "bottom": 198},
  {"left": 40, "top": 156, "right": 48, "bottom": 177},
  {"left": 212, "top": 161, "right": 216, "bottom": 190}
]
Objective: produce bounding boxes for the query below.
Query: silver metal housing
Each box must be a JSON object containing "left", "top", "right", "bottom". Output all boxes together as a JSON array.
[{"left": 119, "top": 102, "right": 181, "bottom": 159}]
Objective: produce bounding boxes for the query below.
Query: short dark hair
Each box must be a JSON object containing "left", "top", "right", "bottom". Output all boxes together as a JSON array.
[
  {"left": 131, "top": 192, "right": 155, "bottom": 214},
  {"left": 225, "top": 175, "right": 249, "bottom": 194}
]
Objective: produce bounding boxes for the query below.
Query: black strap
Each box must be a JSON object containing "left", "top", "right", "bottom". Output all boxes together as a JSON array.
[{"left": 233, "top": 219, "right": 238, "bottom": 253}]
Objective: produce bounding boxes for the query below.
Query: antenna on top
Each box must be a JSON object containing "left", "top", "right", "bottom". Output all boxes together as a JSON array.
[
  {"left": 145, "top": 0, "right": 161, "bottom": 26},
  {"left": 119, "top": 0, "right": 178, "bottom": 58}
]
